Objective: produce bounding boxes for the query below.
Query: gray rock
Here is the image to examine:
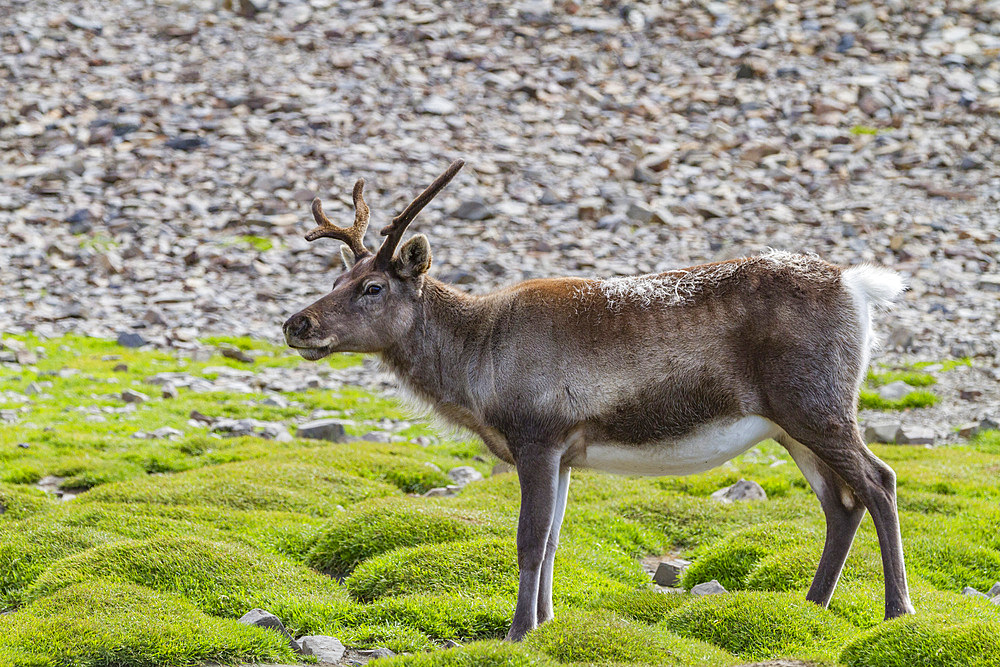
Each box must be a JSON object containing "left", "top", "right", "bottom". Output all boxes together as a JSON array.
[
  {"left": 161, "top": 384, "right": 179, "bottom": 399},
  {"left": 491, "top": 461, "right": 514, "bottom": 476},
  {"left": 690, "top": 579, "right": 727, "bottom": 596},
  {"left": 238, "top": 608, "right": 300, "bottom": 652},
  {"left": 298, "top": 635, "right": 346, "bottom": 663},
  {"left": 992, "top": 595, "right": 1000, "bottom": 606},
  {"left": 446, "top": 466, "right": 483, "bottom": 487},
  {"left": 652, "top": 558, "right": 690, "bottom": 587},
  {"left": 877, "top": 380, "right": 915, "bottom": 402},
  {"left": 864, "top": 422, "right": 902, "bottom": 444},
  {"left": 420, "top": 96, "right": 457, "bottom": 115},
  {"left": 121, "top": 389, "right": 149, "bottom": 404},
  {"left": 296, "top": 419, "right": 349, "bottom": 442},
  {"left": 424, "top": 485, "right": 461, "bottom": 497},
  {"left": 450, "top": 199, "right": 494, "bottom": 221},
  {"left": 963, "top": 586, "right": 989, "bottom": 599},
  {"left": 978, "top": 275, "right": 1000, "bottom": 292},
  {"left": 261, "top": 395, "right": 288, "bottom": 408},
  {"left": 349, "top": 647, "right": 396, "bottom": 663},
  {"left": 711, "top": 479, "right": 766, "bottom": 503},
  {"left": 117, "top": 332, "right": 147, "bottom": 348},
  {"left": 626, "top": 201, "right": 655, "bottom": 224},
  {"left": 896, "top": 425, "right": 936, "bottom": 446},
  {"left": 988, "top": 582, "right": 1000, "bottom": 597}
]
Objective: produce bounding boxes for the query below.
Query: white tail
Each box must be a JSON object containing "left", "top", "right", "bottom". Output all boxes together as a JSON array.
[{"left": 842, "top": 265, "right": 905, "bottom": 309}]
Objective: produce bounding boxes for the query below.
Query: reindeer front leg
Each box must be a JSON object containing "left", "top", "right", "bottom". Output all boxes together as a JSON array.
[
  {"left": 506, "top": 446, "right": 561, "bottom": 642},
  {"left": 537, "top": 466, "right": 571, "bottom": 625}
]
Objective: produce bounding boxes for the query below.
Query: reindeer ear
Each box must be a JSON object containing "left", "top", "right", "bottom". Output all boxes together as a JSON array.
[
  {"left": 341, "top": 245, "right": 357, "bottom": 270},
  {"left": 394, "top": 234, "right": 432, "bottom": 278}
]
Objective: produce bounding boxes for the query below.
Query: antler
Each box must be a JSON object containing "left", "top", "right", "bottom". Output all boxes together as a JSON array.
[
  {"left": 305, "top": 179, "right": 371, "bottom": 259},
  {"left": 374, "top": 159, "right": 465, "bottom": 269}
]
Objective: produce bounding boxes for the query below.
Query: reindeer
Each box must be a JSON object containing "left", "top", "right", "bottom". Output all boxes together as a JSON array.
[{"left": 283, "top": 159, "right": 914, "bottom": 641}]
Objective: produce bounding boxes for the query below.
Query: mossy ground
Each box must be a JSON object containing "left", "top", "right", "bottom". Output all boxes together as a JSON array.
[{"left": 1, "top": 335, "right": 998, "bottom": 666}]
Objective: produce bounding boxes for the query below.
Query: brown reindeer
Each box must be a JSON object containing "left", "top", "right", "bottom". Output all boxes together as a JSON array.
[{"left": 283, "top": 159, "right": 914, "bottom": 641}]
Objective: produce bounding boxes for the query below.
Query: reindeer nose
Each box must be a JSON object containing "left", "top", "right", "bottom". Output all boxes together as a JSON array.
[{"left": 284, "top": 313, "right": 314, "bottom": 340}]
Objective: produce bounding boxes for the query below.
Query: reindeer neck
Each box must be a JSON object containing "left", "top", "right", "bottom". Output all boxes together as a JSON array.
[{"left": 379, "top": 277, "right": 487, "bottom": 409}]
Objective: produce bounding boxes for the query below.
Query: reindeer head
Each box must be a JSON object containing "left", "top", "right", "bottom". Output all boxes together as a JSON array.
[{"left": 283, "top": 159, "right": 464, "bottom": 359}]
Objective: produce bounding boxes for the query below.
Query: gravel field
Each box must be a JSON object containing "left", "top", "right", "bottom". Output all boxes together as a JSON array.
[{"left": 2, "top": 0, "right": 999, "bottom": 427}]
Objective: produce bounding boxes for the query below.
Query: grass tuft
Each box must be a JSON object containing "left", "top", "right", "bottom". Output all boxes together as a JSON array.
[{"left": 526, "top": 609, "right": 736, "bottom": 665}]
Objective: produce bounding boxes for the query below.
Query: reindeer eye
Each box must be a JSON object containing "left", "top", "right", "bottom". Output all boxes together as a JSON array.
[{"left": 364, "top": 284, "right": 383, "bottom": 296}]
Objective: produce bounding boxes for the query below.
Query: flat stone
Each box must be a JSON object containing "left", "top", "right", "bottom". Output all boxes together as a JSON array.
[
  {"left": 711, "top": 479, "right": 766, "bottom": 503},
  {"left": 296, "top": 419, "right": 349, "bottom": 442},
  {"left": 450, "top": 199, "right": 494, "bottom": 221},
  {"left": 963, "top": 586, "right": 989, "bottom": 599},
  {"left": 420, "top": 95, "right": 457, "bottom": 115},
  {"left": 238, "top": 608, "right": 300, "bottom": 652},
  {"left": 896, "top": 425, "right": 936, "bottom": 446},
  {"left": 988, "top": 582, "right": 1000, "bottom": 597},
  {"left": 298, "top": 635, "right": 346, "bottom": 663},
  {"left": 121, "top": 389, "right": 149, "bottom": 404},
  {"left": 347, "top": 647, "right": 396, "bottom": 663},
  {"left": 864, "top": 422, "right": 902, "bottom": 444},
  {"left": 690, "top": 579, "right": 727, "bottom": 596},
  {"left": 446, "top": 466, "right": 483, "bottom": 487},
  {"left": 653, "top": 558, "right": 690, "bottom": 587},
  {"left": 878, "top": 380, "right": 915, "bottom": 402},
  {"left": 423, "top": 485, "right": 461, "bottom": 497}
]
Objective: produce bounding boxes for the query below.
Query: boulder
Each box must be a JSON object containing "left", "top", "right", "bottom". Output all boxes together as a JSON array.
[
  {"left": 896, "top": 425, "right": 936, "bottom": 446},
  {"left": 711, "top": 479, "right": 767, "bottom": 503},
  {"left": 121, "top": 389, "right": 149, "bottom": 404},
  {"left": 238, "top": 608, "right": 300, "bottom": 652},
  {"left": 298, "top": 635, "right": 346, "bottom": 663},
  {"left": 864, "top": 422, "right": 901, "bottom": 444},
  {"left": 117, "top": 331, "right": 147, "bottom": 348},
  {"left": 447, "top": 466, "right": 483, "bottom": 487},
  {"left": 691, "top": 579, "right": 727, "bottom": 596},
  {"left": 296, "top": 419, "right": 349, "bottom": 442},
  {"left": 877, "top": 380, "right": 914, "bottom": 402},
  {"left": 653, "top": 558, "right": 690, "bottom": 587}
]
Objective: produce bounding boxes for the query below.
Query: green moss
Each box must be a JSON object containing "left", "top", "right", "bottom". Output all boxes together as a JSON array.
[
  {"left": 378, "top": 640, "right": 557, "bottom": 667},
  {"left": 972, "top": 430, "right": 1000, "bottom": 455},
  {"left": 841, "top": 614, "right": 1000, "bottom": 667},
  {"left": 337, "top": 622, "right": 436, "bottom": 653},
  {"left": 906, "top": 534, "right": 1000, "bottom": 593},
  {"left": 357, "top": 594, "right": 514, "bottom": 641},
  {"left": 682, "top": 522, "right": 817, "bottom": 591},
  {"left": 22, "top": 535, "right": 347, "bottom": 620},
  {"left": 292, "top": 445, "right": 456, "bottom": 494},
  {"left": 0, "top": 580, "right": 292, "bottom": 667},
  {"left": 867, "top": 369, "right": 937, "bottom": 387},
  {"left": 586, "top": 589, "right": 691, "bottom": 624},
  {"left": 81, "top": 460, "right": 397, "bottom": 516},
  {"left": 306, "top": 497, "right": 504, "bottom": 575},
  {"left": 0, "top": 522, "right": 115, "bottom": 608},
  {"left": 663, "top": 591, "right": 853, "bottom": 661},
  {"left": 526, "top": 609, "right": 736, "bottom": 665},
  {"left": 0, "top": 483, "right": 53, "bottom": 520},
  {"left": 745, "top": 543, "right": 881, "bottom": 593},
  {"left": 858, "top": 388, "right": 938, "bottom": 410},
  {"left": 346, "top": 537, "right": 642, "bottom": 605},
  {"left": 346, "top": 537, "right": 517, "bottom": 603}
]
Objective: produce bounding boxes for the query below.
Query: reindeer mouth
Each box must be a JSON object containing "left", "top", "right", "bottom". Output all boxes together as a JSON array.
[{"left": 293, "top": 345, "right": 335, "bottom": 361}]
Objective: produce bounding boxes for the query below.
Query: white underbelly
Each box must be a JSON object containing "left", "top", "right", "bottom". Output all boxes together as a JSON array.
[{"left": 579, "top": 415, "right": 781, "bottom": 476}]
